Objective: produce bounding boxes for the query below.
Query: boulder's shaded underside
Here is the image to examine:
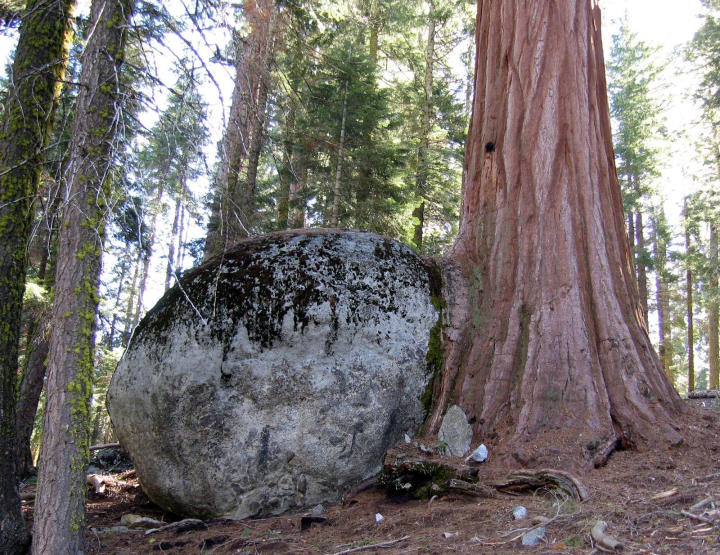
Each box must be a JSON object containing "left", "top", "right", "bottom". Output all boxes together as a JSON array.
[{"left": 108, "top": 230, "right": 438, "bottom": 519}]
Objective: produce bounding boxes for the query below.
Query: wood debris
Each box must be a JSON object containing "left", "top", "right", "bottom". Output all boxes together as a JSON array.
[
  {"left": 590, "top": 520, "right": 623, "bottom": 552},
  {"left": 145, "top": 519, "right": 208, "bottom": 535},
  {"left": 493, "top": 469, "right": 589, "bottom": 501},
  {"left": 650, "top": 488, "right": 678, "bottom": 500},
  {"left": 331, "top": 535, "right": 410, "bottom": 555}
]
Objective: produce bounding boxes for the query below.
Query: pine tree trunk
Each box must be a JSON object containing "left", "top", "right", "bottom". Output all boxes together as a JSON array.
[
  {"left": 131, "top": 186, "right": 164, "bottom": 332},
  {"left": 368, "top": 0, "right": 379, "bottom": 66},
  {"left": 15, "top": 315, "right": 50, "bottom": 479},
  {"left": 652, "top": 214, "right": 673, "bottom": 383},
  {"left": 426, "top": 0, "right": 683, "bottom": 473},
  {"left": 166, "top": 196, "right": 182, "bottom": 291},
  {"left": 244, "top": 7, "right": 275, "bottom": 217},
  {"left": 709, "top": 223, "right": 719, "bottom": 389},
  {"left": 635, "top": 210, "right": 649, "bottom": 325},
  {"left": 277, "top": 105, "right": 296, "bottom": 229},
  {"left": 177, "top": 203, "right": 188, "bottom": 272},
  {"left": 32, "top": 1, "right": 135, "bottom": 552},
  {"left": 288, "top": 155, "right": 307, "bottom": 229},
  {"left": 627, "top": 209, "right": 636, "bottom": 272},
  {"left": 122, "top": 253, "right": 141, "bottom": 346},
  {"left": 107, "top": 255, "right": 130, "bottom": 348},
  {"left": 203, "top": 0, "right": 275, "bottom": 260},
  {"left": 330, "top": 79, "right": 349, "bottom": 227},
  {"left": 0, "top": 0, "right": 74, "bottom": 550},
  {"left": 413, "top": 0, "right": 436, "bottom": 250},
  {"left": 685, "top": 200, "right": 695, "bottom": 393}
]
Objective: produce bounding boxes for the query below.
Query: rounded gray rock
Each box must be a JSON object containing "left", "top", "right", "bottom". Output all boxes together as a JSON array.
[
  {"left": 107, "top": 230, "right": 438, "bottom": 519},
  {"left": 438, "top": 405, "right": 472, "bottom": 457}
]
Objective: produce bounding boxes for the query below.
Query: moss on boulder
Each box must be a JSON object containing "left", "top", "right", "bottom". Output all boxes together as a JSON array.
[{"left": 108, "top": 230, "right": 439, "bottom": 519}]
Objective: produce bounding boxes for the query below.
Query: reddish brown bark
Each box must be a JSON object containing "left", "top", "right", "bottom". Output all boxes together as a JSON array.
[
  {"left": 426, "top": 0, "right": 683, "bottom": 473},
  {"left": 204, "top": 0, "right": 276, "bottom": 260}
]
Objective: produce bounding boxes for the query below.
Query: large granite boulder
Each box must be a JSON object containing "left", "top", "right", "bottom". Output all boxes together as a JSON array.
[{"left": 107, "top": 230, "right": 439, "bottom": 519}]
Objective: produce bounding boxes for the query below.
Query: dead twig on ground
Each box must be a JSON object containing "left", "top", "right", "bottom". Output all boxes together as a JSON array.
[
  {"left": 681, "top": 510, "right": 717, "bottom": 525},
  {"left": 145, "top": 519, "right": 208, "bottom": 535},
  {"left": 331, "top": 535, "right": 410, "bottom": 554}
]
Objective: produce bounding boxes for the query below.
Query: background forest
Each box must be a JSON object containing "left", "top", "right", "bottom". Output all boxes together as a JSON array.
[{"left": 1, "top": 0, "right": 720, "bottom": 500}]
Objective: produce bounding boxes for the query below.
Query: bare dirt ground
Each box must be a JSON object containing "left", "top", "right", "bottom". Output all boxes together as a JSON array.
[{"left": 21, "top": 401, "right": 720, "bottom": 554}]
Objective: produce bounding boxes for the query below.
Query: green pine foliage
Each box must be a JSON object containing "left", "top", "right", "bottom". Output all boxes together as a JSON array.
[
  {"left": 607, "top": 23, "right": 664, "bottom": 212},
  {"left": 258, "top": 0, "right": 470, "bottom": 249}
]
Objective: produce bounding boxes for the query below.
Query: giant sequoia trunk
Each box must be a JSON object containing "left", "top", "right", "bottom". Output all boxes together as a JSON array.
[{"left": 425, "top": 0, "right": 684, "bottom": 473}]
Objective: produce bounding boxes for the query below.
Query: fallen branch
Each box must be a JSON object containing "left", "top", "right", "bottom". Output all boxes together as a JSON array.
[
  {"left": 590, "top": 521, "right": 623, "bottom": 552},
  {"left": 444, "top": 478, "right": 496, "bottom": 498},
  {"left": 650, "top": 488, "right": 678, "bottom": 500},
  {"left": 471, "top": 532, "right": 526, "bottom": 547},
  {"left": 331, "top": 535, "right": 410, "bottom": 555},
  {"left": 687, "top": 390, "right": 720, "bottom": 399},
  {"left": 690, "top": 497, "right": 715, "bottom": 512},
  {"left": 681, "top": 510, "right": 716, "bottom": 525},
  {"left": 145, "top": 519, "right": 208, "bottom": 535},
  {"left": 695, "top": 472, "right": 720, "bottom": 483}
]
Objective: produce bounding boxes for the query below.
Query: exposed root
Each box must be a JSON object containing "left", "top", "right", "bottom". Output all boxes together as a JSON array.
[{"left": 491, "top": 469, "right": 589, "bottom": 501}]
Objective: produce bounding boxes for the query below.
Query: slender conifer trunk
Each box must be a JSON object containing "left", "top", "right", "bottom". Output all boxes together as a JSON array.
[
  {"left": 684, "top": 199, "right": 695, "bottom": 393},
  {"left": 709, "top": 223, "right": 719, "bottom": 389},
  {"left": 204, "top": 0, "right": 275, "bottom": 260},
  {"left": 651, "top": 214, "right": 673, "bottom": 382},
  {"left": 0, "top": 1, "right": 74, "bottom": 550},
  {"left": 32, "top": 1, "right": 135, "bottom": 551},
  {"left": 413, "top": 0, "right": 436, "bottom": 250}
]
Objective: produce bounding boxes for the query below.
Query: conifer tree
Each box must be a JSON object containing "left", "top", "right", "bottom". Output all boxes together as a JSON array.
[
  {"left": 607, "top": 23, "right": 664, "bottom": 325},
  {"left": 0, "top": 1, "right": 75, "bottom": 550},
  {"left": 32, "top": 0, "right": 136, "bottom": 551}
]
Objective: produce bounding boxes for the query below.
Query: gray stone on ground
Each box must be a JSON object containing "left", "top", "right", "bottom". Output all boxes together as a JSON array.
[
  {"left": 438, "top": 405, "right": 472, "bottom": 457},
  {"left": 108, "top": 230, "right": 438, "bottom": 520},
  {"left": 522, "top": 527, "right": 546, "bottom": 546}
]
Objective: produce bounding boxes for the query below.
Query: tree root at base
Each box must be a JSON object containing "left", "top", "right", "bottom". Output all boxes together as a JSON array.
[{"left": 380, "top": 445, "right": 588, "bottom": 501}]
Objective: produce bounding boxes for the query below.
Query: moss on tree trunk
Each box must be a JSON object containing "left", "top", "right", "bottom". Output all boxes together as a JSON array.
[
  {"left": 31, "top": 0, "right": 135, "bottom": 552},
  {"left": 0, "top": 0, "right": 74, "bottom": 551}
]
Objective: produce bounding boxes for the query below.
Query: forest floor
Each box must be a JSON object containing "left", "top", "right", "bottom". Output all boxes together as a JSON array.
[{"left": 20, "top": 400, "right": 720, "bottom": 554}]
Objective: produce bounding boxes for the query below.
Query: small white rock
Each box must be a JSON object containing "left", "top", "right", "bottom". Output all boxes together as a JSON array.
[
  {"left": 512, "top": 506, "right": 528, "bottom": 520},
  {"left": 404, "top": 433, "right": 411, "bottom": 443},
  {"left": 375, "top": 513, "right": 384, "bottom": 523},
  {"left": 465, "top": 443, "right": 488, "bottom": 463},
  {"left": 443, "top": 531, "right": 459, "bottom": 539}
]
